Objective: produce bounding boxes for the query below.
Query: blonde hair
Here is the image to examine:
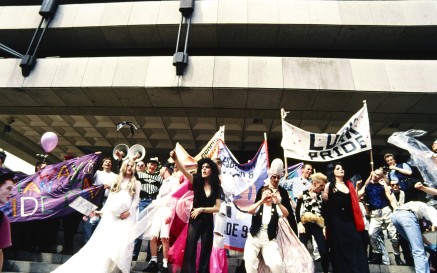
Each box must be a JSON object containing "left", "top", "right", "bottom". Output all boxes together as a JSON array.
[
  {"left": 111, "top": 160, "right": 137, "bottom": 197},
  {"left": 311, "top": 172, "right": 327, "bottom": 184}
]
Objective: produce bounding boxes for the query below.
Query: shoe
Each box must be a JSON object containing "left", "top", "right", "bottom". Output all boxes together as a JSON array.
[
  {"left": 394, "top": 254, "right": 406, "bottom": 265},
  {"left": 368, "top": 253, "right": 382, "bottom": 264},
  {"left": 142, "top": 261, "right": 158, "bottom": 272},
  {"left": 314, "top": 258, "right": 321, "bottom": 262},
  {"left": 132, "top": 256, "right": 138, "bottom": 262},
  {"left": 158, "top": 264, "right": 169, "bottom": 273}
]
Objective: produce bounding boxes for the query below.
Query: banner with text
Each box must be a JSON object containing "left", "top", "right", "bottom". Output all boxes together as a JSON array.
[
  {"left": 0, "top": 153, "right": 103, "bottom": 222},
  {"left": 219, "top": 140, "right": 269, "bottom": 251},
  {"left": 174, "top": 126, "right": 226, "bottom": 172},
  {"left": 281, "top": 105, "right": 372, "bottom": 162}
]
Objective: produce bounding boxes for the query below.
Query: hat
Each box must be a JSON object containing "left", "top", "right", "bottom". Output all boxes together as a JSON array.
[
  {"left": 268, "top": 158, "right": 284, "bottom": 177},
  {"left": 162, "top": 162, "right": 174, "bottom": 174},
  {"left": 147, "top": 157, "right": 160, "bottom": 164},
  {"left": 0, "top": 149, "right": 6, "bottom": 163},
  {"left": 434, "top": 139, "right": 437, "bottom": 144},
  {"left": 0, "top": 171, "right": 15, "bottom": 184}
]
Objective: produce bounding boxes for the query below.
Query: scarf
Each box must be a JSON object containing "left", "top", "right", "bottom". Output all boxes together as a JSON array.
[{"left": 346, "top": 180, "right": 365, "bottom": 231}]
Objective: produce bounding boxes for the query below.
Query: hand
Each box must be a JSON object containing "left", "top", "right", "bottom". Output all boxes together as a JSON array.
[
  {"left": 298, "top": 222, "right": 306, "bottom": 234},
  {"left": 170, "top": 150, "right": 178, "bottom": 161},
  {"left": 120, "top": 211, "right": 130, "bottom": 220},
  {"left": 389, "top": 165, "right": 396, "bottom": 171},
  {"left": 191, "top": 208, "right": 203, "bottom": 219},
  {"left": 356, "top": 180, "right": 363, "bottom": 187},
  {"left": 165, "top": 217, "right": 172, "bottom": 225},
  {"left": 94, "top": 151, "right": 102, "bottom": 154},
  {"left": 115, "top": 150, "right": 123, "bottom": 160},
  {"left": 261, "top": 191, "right": 272, "bottom": 203},
  {"left": 271, "top": 194, "right": 279, "bottom": 205},
  {"left": 415, "top": 182, "right": 424, "bottom": 189}
]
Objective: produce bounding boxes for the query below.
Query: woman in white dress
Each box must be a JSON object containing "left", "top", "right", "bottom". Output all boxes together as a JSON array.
[{"left": 52, "top": 160, "right": 140, "bottom": 273}]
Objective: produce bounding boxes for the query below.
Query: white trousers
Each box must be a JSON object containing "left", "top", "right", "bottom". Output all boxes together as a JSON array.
[{"left": 244, "top": 229, "right": 284, "bottom": 273}]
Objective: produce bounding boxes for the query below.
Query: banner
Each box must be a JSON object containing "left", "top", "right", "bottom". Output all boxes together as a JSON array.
[
  {"left": 279, "top": 162, "right": 304, "bottom": 191},
  {"left": 281, "top": 105, "right": 372, "bottom": 162},
  {"left": 194, "top": 125, "right": 225, "bottom": 161},
  {"left": 174, "top": 126, "right": 227, "bottom": 171},
  {"left": 0, "top": 153, "right": 103, "bottom": 222},
  {"left": 219, "top": 140, "right": 268, "bottom": 251}
]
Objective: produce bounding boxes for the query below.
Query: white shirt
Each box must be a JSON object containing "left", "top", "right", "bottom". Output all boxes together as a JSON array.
[
  {"left": 94, "top": 170, "right": 118, "bottom": 197},
  {"left": 291, "top": 176, "right": 311, "bottom": 201},
  {"left": 398, "top": 201, "right": 437, "bottom": 226}
]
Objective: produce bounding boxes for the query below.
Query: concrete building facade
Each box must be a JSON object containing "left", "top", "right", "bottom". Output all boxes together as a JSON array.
[{"left": 0, "top": 0, "right": 437, "bottom": 166}]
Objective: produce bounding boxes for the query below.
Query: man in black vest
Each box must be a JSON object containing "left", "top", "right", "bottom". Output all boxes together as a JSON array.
[
  {"left": 243, "top": 158, "right": 294, "bottom": 273},
  {"left": 384, "top": 153, "right": 414, "bottom": 201}
]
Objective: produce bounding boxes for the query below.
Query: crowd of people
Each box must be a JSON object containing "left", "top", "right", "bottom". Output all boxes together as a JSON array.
[{"left": 0, "top": 138, "right": 436, "bottom": 273}]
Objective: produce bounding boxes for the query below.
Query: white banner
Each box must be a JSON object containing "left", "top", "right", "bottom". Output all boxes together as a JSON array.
[
  {"left": 219, "top": 140, "right": 268, "bottom": 251},
  {"left": 281, "top": 105, "right": 372, "bottom": 162},
  {"left": 173, "top": 126, "right": 226, "bottom": 171},
  {"left": 194, "top": 126, "right": 225, "bottom": 161}
]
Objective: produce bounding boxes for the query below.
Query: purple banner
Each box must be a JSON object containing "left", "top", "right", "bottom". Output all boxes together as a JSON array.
[{"left": 0, "top": 153, "right": 103, "bottom": 222}]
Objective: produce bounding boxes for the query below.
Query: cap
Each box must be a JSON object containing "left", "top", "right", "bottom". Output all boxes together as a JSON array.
[
  {"left": 0, "top": 149, "right": 6, "bottom": 163},
  {"left": 147, "top": 157, "right": 160, "bottom": 165},
  {"left": 0, "top": 171, "right": 15, "bottom": 184},
  {"left": 162, "top": 162, "right": 174, "bottom": 174}
]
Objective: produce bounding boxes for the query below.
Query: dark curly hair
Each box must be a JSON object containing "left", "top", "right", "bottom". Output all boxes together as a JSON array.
[
  {"left": 194, "top": 158, "right": 221, "bottom": 193},
  {"left": 327, "top": 161, "right": 346, "bottom": 192}
]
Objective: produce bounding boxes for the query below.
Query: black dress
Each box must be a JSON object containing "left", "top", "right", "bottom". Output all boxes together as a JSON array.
[
  {"left": 181, "top": 177, "right": 222, "bottom": 273},
  {"left": 326, "top": 189, "right": 369, "bottom": 273}
]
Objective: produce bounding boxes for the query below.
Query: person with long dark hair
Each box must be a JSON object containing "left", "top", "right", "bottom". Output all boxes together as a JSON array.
[
  {"left": 170, "top": 150, "right": 222, "bottom": 273},
  {"left": 322, "top": 162, "right": 369, "bottom": 273}
]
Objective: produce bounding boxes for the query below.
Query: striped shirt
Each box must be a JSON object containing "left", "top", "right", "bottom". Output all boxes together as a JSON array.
[{"left": 136, "top": 171, "right": 163, "bottom": 199}]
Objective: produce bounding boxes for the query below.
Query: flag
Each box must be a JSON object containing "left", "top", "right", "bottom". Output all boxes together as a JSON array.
[
  {"left": 174, "top": 126, "right": 227, "bottom": 171},
  {"left": 0, "top": 153, "right": 103, "bottom": 222},
  {"left": 219, "top": 140, "right": 269, "bottom": 251},
  {"left": 281, "top": 105, "right": 372, "bottom": 162}
]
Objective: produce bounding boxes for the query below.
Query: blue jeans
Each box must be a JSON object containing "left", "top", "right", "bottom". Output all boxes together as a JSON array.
[
  {"left": 133, "top": 198, "right": 153, "bottom": 258},
  {"left": 83, "top": 217, "right": 100, "bottom": 244},
  {"left": 392, "top": 210, "right": 429, "bottom": 273}
]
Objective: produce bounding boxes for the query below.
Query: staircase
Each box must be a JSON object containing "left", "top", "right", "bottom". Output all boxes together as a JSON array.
[
  {"left": 4, "top": 249, "right": 417, "bottom": 273},
  {"left": 4, "top": 224, "right": 427, "bottom": 273}
]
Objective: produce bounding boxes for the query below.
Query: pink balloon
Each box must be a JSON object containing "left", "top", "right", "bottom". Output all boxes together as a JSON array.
[{"left": 41, "top": 132, "right": 58, "bottom": 153}]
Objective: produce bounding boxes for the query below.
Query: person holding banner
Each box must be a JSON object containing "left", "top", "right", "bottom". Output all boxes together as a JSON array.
[
  {"left": 244, "top": 158, "right": 313, "bottom": 273},
  {"left": 51, "top": 160, "right": 140, "bottom": 273},
  {"left": 169, "top": 150, "right": 222, "bottom": 273},
  {"left": 323, "top": 162, "right": 369, "bottom": 273},
  {"left": 0, "top": 171, "right": 15, "bottom": 273}
]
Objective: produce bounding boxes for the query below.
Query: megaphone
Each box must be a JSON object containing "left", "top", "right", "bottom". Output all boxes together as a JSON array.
[
  {"left": 128, "top": 144, "right": 146, "bottom": 162},
  {"left": 113, "top": 144, "right": 129, "bottom": 161}
]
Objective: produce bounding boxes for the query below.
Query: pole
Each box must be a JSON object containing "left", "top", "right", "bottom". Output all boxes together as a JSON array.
[
  {"left": 363, "top": 100, "right": 374, "bottom": 171},
  {"left": 281, "top": 108, "right": 289, "bottom": 177}
]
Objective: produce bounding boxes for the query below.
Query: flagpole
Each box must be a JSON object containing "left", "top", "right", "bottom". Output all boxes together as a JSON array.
[
  {"left": 281, "top": 108, "right": 289, "bottom": 177},
  {"left": 363, "top": 100, "right": 374, "bottom": 172}
]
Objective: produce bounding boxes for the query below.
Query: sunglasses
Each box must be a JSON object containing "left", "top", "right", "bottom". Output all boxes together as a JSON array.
[
  {"left": 271, "top": 175, "right": 281, "bottom": 180},
  {"left": 137, "top": 164, "right": 145, "bottom": 167},
  {"left": 390, "top": 184, "right": 399, "bottom": 187}
]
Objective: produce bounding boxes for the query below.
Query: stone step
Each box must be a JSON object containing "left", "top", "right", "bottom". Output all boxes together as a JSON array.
[{"left": 5, "top": 252, "right": 416, "bottom": 273}]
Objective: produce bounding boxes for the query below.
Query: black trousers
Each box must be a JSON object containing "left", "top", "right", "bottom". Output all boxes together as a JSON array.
[
  {"left": 181, "top": 216, "right": 214, "bottom": 273},
  {"left": 299, "top": 223, "right": 329, "bottom": 273}
]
